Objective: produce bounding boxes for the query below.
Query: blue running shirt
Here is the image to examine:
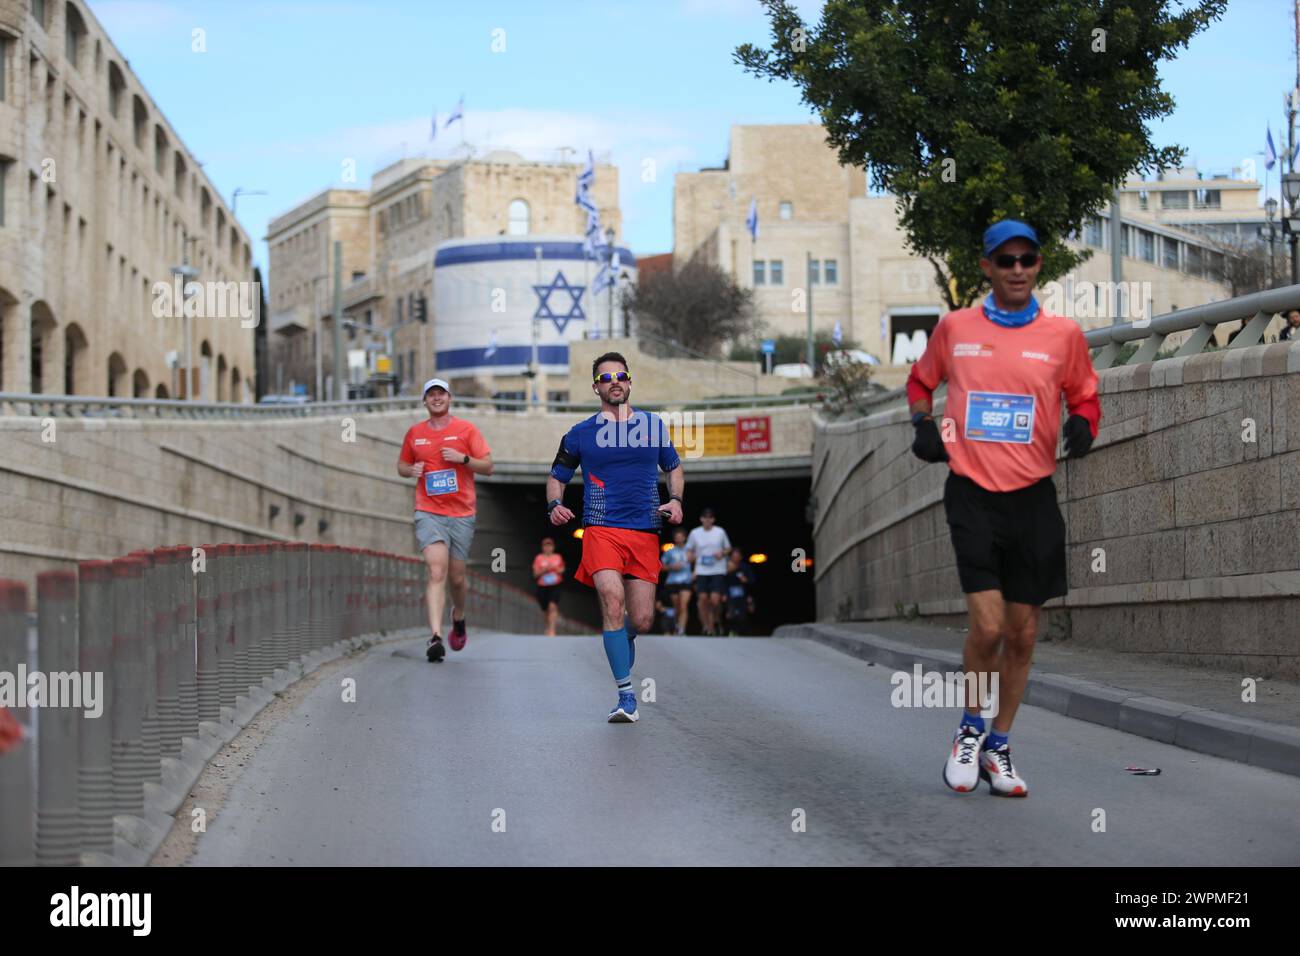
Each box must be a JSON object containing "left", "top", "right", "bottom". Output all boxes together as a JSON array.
[{"left": 550, "top": 409, "right": 682, "bottom": 531}]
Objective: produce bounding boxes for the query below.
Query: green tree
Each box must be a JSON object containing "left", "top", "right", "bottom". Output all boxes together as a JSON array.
[
  {"left": 626, "top": 260, "right": 756, "bottom": 358},
  {"left": 736, "top": 0, "right": 1225, "bottom": 309}
]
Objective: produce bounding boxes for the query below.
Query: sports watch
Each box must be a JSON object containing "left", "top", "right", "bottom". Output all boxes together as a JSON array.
[
  {"left": 911, "top": 411, "right": 932, "bottom": 426},
  {"left": 462, "top": 454, "right": 470, "bottom": 464}
]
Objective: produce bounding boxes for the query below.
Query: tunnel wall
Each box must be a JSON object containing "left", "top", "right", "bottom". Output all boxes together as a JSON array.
[
  {"left": 0, "top": 402, "right": 808, "bottom": 626},
  {"left": 812, "top": 341, "right": 1300, "bottom": 679}
]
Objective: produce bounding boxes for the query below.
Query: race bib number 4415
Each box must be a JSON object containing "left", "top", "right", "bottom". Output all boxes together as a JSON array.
[
  {"left": 424, "top": 469, "right": 460, "bottom": 496},
  {"left": 964, "top": 392, "right": 1035, "bottom": 444}
]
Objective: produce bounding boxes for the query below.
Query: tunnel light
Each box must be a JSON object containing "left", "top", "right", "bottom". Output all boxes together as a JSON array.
[
  {"left": 748, "top": 553, "right": 768, "bottom": 564},
  {"left": 573, "top": 528, "right": 584, "bottom": 539}
]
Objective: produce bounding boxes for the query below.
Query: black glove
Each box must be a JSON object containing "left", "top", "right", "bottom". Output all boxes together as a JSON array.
[
  {"left": 1063, "top": 414, "right": 1093, "bottom": 459},
  {"left": 911, "top": 416, "right": 949, "bottom": 463}
]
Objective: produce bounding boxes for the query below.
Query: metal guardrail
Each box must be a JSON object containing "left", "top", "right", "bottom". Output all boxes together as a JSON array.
[
  {"left": 0, "top": 390, "right": 822, "bottom": 420},
  {"left": 1086, "top": 283, "right": 1300, "bottom": 369}
]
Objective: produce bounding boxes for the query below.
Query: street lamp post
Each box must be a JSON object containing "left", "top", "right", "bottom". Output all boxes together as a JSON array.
[
  {"left": 1265, "top": 198, "right": 1279, "bottom": 289},
  {"left": 170, "top": 232, "right": 199, "bottom": 400},
  {"left": 605, "top": 227, "right": 616, "bottom": 339},
  {"left": 1282, "top": 171, "right": 1300, "bottom": 284}
]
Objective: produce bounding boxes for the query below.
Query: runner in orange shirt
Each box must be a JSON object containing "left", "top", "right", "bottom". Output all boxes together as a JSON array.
[
  {"left": 532, "top": 538, "right": 566, "bottom": 637},
  {"left": 397, "top": 378, "right": 493, "bottom": 662},
  {"left": 907, "top": 220, "right": 1100, "bottom": 797}
]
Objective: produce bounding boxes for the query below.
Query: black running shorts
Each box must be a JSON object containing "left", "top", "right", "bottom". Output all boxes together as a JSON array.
[{"left": 942, "top": 472, "right": 1067, "bottom": 607}]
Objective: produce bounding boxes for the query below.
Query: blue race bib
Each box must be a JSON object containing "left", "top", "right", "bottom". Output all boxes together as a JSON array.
[
  {"left": 540, "top": 572, "right": 560, "bottom": 586},
  {"left": 964, "top": 392, "right": 1035, "bottom": 444},
  {"left": 424, "top": 469, "right": 460, "bottom": 495}
]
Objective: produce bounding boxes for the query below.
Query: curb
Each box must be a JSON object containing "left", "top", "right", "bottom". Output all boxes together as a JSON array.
[
  {"left": 775, "top": 622, "right": 1300, "bottom": 779},
  {"left": 87, "top": 626, "right": 428, "bottom": 867}
]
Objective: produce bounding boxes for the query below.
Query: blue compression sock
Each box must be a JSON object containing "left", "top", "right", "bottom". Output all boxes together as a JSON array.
[
  {"left": 624, "top": 615, "right": 637, "bottom": 669},
  {"left": 602, "top": 626, "right": 632, "bottom": 687},
  {"left": 960, "top": 711, "right": 986, "bottom": 734},
  {"left": 984, "top": 730, "right": 1009, "bottom": 751}
]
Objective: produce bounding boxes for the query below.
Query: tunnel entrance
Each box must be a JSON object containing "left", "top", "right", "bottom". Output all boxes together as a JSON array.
[{"left": 474, "top": 475, "right": 814, "bottom": 636}]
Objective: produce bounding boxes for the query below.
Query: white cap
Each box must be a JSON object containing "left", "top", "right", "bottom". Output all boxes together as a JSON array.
[{"left": 422, "top": 377, "right": 452, "bottom": 397}]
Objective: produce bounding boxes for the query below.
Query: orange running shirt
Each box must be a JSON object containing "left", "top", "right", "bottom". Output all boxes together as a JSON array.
[
  {"left": 398, "top": 416, "right": 491, "bottom": 517},
  {"left": 532, "top": 553, "right": 565, "bottom": 587},
  {"left": 907, "top": 306, "right": 1100, "bottom": 493}
]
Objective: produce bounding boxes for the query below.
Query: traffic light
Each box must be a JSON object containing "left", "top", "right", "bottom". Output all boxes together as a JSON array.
[{"left": 413, "top": 295, "right": 428, "bottom": 323}]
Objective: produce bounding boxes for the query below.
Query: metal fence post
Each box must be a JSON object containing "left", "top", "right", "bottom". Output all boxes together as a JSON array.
[
  {"left": 77, "top": 561, "right": 115, "bottom": 858},
  {"left": 194, "top": 545, "right": 220, "bottom": 725},
  {"left": 0, "top": 580, "right": 33, "bottom": 866},
  {"left": 35, "top": 571, "right": 80, "bottom": 866},
  {"left": 110, "top": 556, "right": 147, "bottom": 819}
]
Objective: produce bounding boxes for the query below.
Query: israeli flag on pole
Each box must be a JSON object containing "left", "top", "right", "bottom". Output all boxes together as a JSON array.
[
  {"left": 593, "top": 264, "right": 615, "bottom": 295},
  {"left": 584, "top": 210, "right": 605, "bottom": 259},
  {"left": 833, "top": 321, "right": 843, "bottom": 346},
  {"left": 430, "top": 109, "right": 437, "bottom": 141},
  {"left": 445, "top": 95, "right": 464, "bottom": 129},
  {"left": 484, "top": 329, "right": 498, "bottom": 360},
  {"left": 575, "top": 150, "right": 597, "bottom": 213},
  {"left": 1266, "top": 126, "right": 1278, "bottom": 170},
  {"left": 746, "top": 198, "right": 758, "bottom": 241}
]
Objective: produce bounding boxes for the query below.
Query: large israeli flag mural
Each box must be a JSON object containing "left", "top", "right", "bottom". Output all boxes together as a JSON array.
[{"left": 432, "top": 237, "right": 637, "bottom": 377}]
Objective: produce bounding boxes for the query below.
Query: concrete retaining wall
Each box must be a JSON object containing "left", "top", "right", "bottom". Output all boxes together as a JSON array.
[{"left": 812, "top": 341, "right": 1300, "bottom": 679}]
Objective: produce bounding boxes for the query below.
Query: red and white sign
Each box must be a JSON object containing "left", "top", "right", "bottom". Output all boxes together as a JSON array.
[{"left": 736, "top": 416, "right": 771, "bottom": 454}]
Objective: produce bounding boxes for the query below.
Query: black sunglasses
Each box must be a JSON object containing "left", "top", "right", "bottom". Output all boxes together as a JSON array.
[
  {"left": 594, "top": 371, "right": 631, "bottom": 384},
  {"left": 993, "top": 252, "right": 1040, "bottom": 269}
]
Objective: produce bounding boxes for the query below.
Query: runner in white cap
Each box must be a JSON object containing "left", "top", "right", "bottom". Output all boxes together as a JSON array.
[{"left": 397, "top": 378, "right": 494, "bottom": 662}]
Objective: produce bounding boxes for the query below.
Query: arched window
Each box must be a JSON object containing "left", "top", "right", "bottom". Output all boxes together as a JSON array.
[
  {"left": 64, "top": 323, "right": 88, "bottom": 395},
  {"left": 507, "top": 199, "right": 529, "bottom": 236},
  {"left": 107, "top": 352, "right": 127, "bottom": 397},
  {"left": 132, "top": 368, "right": 149, "bottom": 398}
]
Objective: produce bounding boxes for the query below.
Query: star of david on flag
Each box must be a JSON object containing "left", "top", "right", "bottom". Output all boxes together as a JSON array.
[{"left": 533, "top": 271, "right": 586, "bottom": 333}]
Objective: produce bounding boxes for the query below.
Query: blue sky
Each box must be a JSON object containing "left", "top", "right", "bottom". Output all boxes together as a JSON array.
[{"left": 85, "top": 0, "right": 1295, "bottom": 275}]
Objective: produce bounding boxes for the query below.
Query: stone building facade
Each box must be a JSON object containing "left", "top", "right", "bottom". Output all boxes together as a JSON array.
[
  {"left": 674, "top": 125, "right": 1243, "bottom": 369},
  {"left": 265, "top": 150, "right": 621, "bottom": 399},
  {"left": 0, "top": 0, "right": 256, "bottom": 401}
]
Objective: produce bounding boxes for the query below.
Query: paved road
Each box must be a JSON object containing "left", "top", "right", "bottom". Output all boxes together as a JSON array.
[{"left": 187, "top": 632, "right": 1300, "bottom": 866}]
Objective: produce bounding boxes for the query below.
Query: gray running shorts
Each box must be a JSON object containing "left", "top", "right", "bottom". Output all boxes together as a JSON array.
[{"left": 413, "top": 511, "right": 476, "bottom": 561}]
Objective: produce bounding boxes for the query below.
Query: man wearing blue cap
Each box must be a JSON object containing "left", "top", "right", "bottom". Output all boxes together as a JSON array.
[{"left": 906, "top": 219, "right": 1101, "bottom": 797}]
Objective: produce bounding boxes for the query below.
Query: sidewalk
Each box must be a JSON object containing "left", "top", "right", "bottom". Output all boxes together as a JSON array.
[{"left": 773, "top": 619, "right": 1300, "bottom": 777}]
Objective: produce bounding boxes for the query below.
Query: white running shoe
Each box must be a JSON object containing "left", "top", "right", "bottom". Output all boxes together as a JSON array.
[
  {"left": 979, "top": 745, "right": 1029, "bottom": 797},
  {"left": 943, "top": 724, "right": 986, "bottom": 793}
]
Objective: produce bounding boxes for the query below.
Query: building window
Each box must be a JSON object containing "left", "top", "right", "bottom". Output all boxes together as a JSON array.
[
  {"left": 809, "top": 259, "right": 820, "bottom": 284},
  {"left": 1161, "top": 190, "right": 1189, "bottom": 210},
  {"left": 753, "top": 260, "right": 765, "bottom": 285},
  {"left": 0, "top": 36, "right": 9, "bottom": 102},
  {"left": 1120, "top": 225, "right": 1130, "bottom": 257},
  {"left": 132, "top": 96, "right": 147, "bottom": 149},
  {"left": 32, "top": 0, "right": 47, "bottom": 30},
  {"left": 66, "top": 4, "right": 87, "bottom": 68},
  {"left": 1137, "top": 190, "right": 1149, "bottom": 211},
  {"left": 1194, "top": 189, "right": 1221, "bottom": 210},
  {"left": 824, "top": 259, "right": 838, "bottom": 284},
  {"left": 1184, "top": 244, "right": 1203, "bottom": 277},
  {"left": 769, "top": 259, "right": 784, "bottom": 285},
  {"left": 779, "top": 201, "right": 793, "bottom": 220},
  {"left": 507, "top": 199, "right": 529, "bottom": 235},
  {"left": 1138, "top": 229, "right": 1155, "bottom": 263},
  {"left": 1084, "top": 216, "right": 1105, "bottom": 247},
  {"left": 1162, "top": 236, "right": 1179, "bottom": 270},
  {"left": 0, "top": 159, "right": 9, "bottom": 226}
]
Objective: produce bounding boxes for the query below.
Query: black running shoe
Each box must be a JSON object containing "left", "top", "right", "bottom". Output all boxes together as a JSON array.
[{"left": 426, "top": 636, "right": 446, "bottom": 662}]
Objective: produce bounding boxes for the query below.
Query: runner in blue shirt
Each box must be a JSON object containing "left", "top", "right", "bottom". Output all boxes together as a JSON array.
[{"left": 547, "top": 352, "right": 685, "bottom": 722}]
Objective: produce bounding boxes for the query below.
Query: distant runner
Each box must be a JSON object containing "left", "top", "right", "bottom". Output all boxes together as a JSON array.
[
  {"left": 907, "top": 220, "right": 1099, "bottom": 797},
  {"left": 685, "top": 508, "right": 731, "bottom": 637},
  {"left": 397, "top": 378, "right": 494, "bottom": 662},
  {"left": 532, "top": 537, "right": 566, "bottom": 637},
  {"left": 660, "top": 527, "right": 692, "bottom": 636},
  {"left": 547, "top": 352, "right": 684, "bottom": 722}
]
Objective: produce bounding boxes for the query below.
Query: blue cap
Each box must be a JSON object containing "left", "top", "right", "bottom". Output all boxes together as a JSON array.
[{"left": 982, "top": 219, "right": 1040, "bottom": 257}]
